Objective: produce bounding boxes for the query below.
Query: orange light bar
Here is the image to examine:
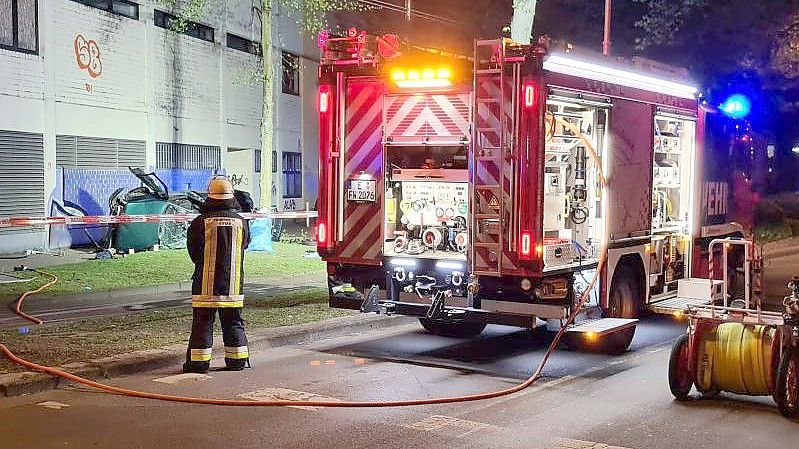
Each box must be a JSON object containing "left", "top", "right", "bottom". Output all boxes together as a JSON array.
[
  {"left": 391, "top": 66, "right": 452, "bottom": 89},
  {"left": 395, "top": 79, "right": 452, "bottom": 88}
]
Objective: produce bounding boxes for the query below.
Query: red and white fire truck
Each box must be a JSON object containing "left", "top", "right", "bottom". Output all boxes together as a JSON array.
[{"left": 316, "top": 29, "right": 735, "bottom": 352}]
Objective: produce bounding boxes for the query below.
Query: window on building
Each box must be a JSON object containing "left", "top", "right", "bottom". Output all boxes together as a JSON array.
[
  {"left": 156, "top": 143, "right": 220, "bottom": 170},
  {"left": 1, "top": 0, "right": 39, "bottom": 54},
  {"left": 282, "top": 52, "right": 300, "bottom": 96},
  {"left": 227, "top": 33, "right": 261, "bottom": 56},
  {"left": 282, "top": 152, "right": 302, "bottom": 198},
  {"left": 272, "top": 151, "right": 277, "bottom": 173},
  {"left": 69, "top": 0, "right": 139, "bottom": 20},
  {"left": 154, "top": 9, "right": 214, "bottom": 43},
  {"left": 254, "top": 149, "right": 261, "bottom": 173}
]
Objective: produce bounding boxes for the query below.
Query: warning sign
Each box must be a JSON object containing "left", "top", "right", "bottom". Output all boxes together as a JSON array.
[{"left": 488, "top": 196, "right": 500, "bottom": 210}]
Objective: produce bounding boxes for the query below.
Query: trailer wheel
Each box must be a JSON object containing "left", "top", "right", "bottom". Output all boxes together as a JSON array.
[
  {"left": 564, "top": 326, "right": 635, "bottom": 354},
  {"left": 775, "top": 346, "right": 799, "bottom": 419},
  {"left": 418, "top": 319, "right": 486, "bottom": 338},
  {"left": 607, "top": 264, "right": 641, "bottom": 319},
  {"left": 669, "top": 334, "right": 694, "bottom": 401}
]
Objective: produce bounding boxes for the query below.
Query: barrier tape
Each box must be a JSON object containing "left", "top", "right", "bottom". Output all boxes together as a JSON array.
[{"left": 0, "top": 211, "right": 318, "bottom": 228}]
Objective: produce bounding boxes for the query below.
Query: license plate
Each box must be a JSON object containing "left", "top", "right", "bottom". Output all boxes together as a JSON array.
[{"left": 347, "top": 179, "right": 376, "bottom": 202}]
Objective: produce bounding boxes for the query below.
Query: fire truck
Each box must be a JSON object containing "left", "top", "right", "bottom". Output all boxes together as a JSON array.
[{"left": 316, "top": 29, "right": 734, "bottom": 352}]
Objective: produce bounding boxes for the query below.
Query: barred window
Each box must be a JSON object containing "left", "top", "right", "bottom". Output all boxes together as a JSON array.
[
  {"left": 156, "top": 143, "right": 220, "bottom": 170},
  {"left": 0, "top": 0, "right": 38, "bottom": 54}
]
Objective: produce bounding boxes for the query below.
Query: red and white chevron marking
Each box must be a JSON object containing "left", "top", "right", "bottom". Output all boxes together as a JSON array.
[
  {"left": 385, "top": 93, "right": 470, "bottom": 139},
  {"left": 336, "top": 81, "right": 385, "bottom": 263},
  {"left": 0, "top": 211, "right": 318, "bottom": 228}
]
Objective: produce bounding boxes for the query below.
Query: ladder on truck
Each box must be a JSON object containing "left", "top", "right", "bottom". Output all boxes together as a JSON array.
[{"left": 471, "top": 39, "right": 516, "bottom": 276}]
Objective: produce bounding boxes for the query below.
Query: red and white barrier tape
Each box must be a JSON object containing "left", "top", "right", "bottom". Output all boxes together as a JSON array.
[{"left": 0, "top": 211, "right": 318, "bottom": 228}]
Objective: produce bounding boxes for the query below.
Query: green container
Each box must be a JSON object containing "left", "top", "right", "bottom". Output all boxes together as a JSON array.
[{"left": 115, "top": 198, "right": 170, "bottom": 253}]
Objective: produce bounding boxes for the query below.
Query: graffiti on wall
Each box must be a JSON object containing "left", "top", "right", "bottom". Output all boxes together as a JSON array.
[{"left": 74, "top": 34, "right": 103, "bottom": 80}]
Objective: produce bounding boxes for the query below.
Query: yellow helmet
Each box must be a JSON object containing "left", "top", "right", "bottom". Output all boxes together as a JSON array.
[{"left": 208, "top": 177, "right": 234, "bottom": 200}]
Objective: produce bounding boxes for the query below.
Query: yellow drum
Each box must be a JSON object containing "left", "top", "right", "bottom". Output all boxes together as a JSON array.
[{"left": 695, "top": 323, "right": 778, "bottom": 395}]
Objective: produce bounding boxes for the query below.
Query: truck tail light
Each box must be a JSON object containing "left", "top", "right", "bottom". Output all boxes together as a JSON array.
[
  {"left": 519, "top": 231, "right": 533, "bottom": 259},
  {"left": 524, "top": 83, "right": 537, "bottom": 109},
  {"left": 318, "top": 87, "right": 330, "bottom": 113},
  {"left": 519, "top": 231, "right": 542, "bottom": 261},
  {"left": 317, "top": 222, "right": 328, "bottom": 246}
]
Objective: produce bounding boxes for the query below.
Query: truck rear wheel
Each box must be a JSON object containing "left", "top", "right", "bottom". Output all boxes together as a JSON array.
[
  {"left": 607, "top": 264, "right": 641, "bottom": 319},
  {"left": 419, "top": 319, "right": 486, "bottom": 338}
]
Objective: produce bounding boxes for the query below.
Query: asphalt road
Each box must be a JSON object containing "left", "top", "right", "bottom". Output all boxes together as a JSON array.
[{"left": 1, "top": 317, "right": 795, "bottom": 449}]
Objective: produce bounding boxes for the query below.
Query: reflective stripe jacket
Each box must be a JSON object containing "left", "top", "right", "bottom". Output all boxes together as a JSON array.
[{"left": 187, "top": 199, "right": 251, "bottom": 308}]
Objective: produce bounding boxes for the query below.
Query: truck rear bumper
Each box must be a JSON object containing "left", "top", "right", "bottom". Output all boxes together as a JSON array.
[{"left": 330, "top": 296, "right": 537, "bottom": 328}]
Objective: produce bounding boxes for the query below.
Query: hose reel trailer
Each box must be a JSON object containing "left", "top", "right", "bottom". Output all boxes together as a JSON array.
[{"left": 668, "top": 239, "right": 799, "bottom": 419}]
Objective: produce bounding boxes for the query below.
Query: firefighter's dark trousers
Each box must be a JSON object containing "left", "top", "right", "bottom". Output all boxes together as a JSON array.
[{"left": 185, "top": 307, "right": 248, "bottom": 370}]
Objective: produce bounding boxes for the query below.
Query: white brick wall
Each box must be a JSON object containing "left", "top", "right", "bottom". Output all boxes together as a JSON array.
[
  {"left": 53, "top": 1, "right": 147, "bottom": 112},
  {"left": 0, "top": 0, "right": 319, "bottom": 247}
]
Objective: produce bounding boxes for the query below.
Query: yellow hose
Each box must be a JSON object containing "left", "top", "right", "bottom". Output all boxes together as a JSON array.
[{"left": 696, "top": 323, "right": 776, "bottom": 395}]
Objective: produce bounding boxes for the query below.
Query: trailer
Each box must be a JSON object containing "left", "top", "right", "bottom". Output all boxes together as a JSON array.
[{"left": 316, "top": 30, "right": 737, "bottom": 352}]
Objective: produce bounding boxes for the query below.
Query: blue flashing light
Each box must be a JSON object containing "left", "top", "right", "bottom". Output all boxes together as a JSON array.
[{"left": 720, "top": 94, "right": 751, "bottom": 119}]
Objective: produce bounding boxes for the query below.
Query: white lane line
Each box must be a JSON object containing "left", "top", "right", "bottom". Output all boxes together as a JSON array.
[
  {"left": 405, "top": 415, "right": 501, "bottom": 438},
  {"left": 153, "top": 373, "right": 212, "bottom": 384},
  {"left": 37, "top": 401, "right": 70, "bottom": 410},
  {"left": 552, "top": 437, "right": 634, "bottom": 449},
  {"left": 238, "top": 387, "right": 340, "bottom": 411}
]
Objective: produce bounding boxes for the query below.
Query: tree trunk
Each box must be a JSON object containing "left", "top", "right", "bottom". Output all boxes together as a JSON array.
[
  {"left": 259, "top": 0, "right": 275, "bottom": 210},
  {"left": 510, "top": 0, "right": 538, "bottom": 44}
]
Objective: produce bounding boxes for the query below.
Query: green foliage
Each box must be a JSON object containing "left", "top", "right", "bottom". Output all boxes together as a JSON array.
[
  {"left": 281, "top": 0, "right": 370, "bottom": 36},
  {"left": 754, "top": 221, "right": 793, "bottom": 245},
  {"left": 632, "top": 0, "right": 705, "bottom": 50},
  {"left": 155, "top": 0, "right": 207, "bottom": 33},
  {"left": 772, "top": 14, "right": 799, "bottom": 79}
]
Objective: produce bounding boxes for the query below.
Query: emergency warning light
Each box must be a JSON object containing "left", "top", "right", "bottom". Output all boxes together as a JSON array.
[
  {"left": 720, "top": 94, "right": 751, "bottom": 119},
  {"left": 524, "top": 84, "right": 537, "bottom": 108},
  {"left": 390, "top": 66, "right": 452, "bottom": 89},
  {"left": 318, "top": 86, "right": 330, "bottom": 113}
]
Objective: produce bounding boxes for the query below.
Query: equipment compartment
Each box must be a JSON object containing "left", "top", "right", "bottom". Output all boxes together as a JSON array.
[{"left": 384, "top": 145, "right": 469, "bottom": 260}]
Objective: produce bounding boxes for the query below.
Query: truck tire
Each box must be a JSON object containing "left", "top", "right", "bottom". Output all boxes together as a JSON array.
[
  {"left": 607, "top": 264, "right": 641, "bottom": 319},
  {"left": 775, "top": 346, "right": 798, "bottom": 419},
  {"left": 669, "top": 334, "right": 693, "bottom": 401},
  {"left": 564, "top": 326, "right": 635, "bottom": 354},
  {"left": 419, "top": 318, "right": 486, "bottom": 338}
]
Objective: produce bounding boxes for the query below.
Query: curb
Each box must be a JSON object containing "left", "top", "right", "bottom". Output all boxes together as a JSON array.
[{"left": 0, "top": 313, "right": 413, "bottom": 398}]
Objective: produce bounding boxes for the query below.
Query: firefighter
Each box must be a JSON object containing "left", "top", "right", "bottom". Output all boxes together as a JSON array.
[{"left": 183, "top": 176, "right": 251, "bottom": 373}]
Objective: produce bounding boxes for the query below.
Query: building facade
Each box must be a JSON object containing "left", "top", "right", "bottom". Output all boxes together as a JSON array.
[{"left": 0, "top": 0, "right": 319, "bottom": 253}]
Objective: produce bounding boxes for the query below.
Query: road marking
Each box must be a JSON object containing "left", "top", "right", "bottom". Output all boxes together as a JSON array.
[
  {"left": 552, "top": 438, "right": 633, "bottom": 449},
  {"left": 405, "top": 415, "right": 500, "bottom": 438},
  {"left": 354, "top": 358, "right": 366, "bottom": 365},
  {"left": 37, "top": 401, "right": 70, "bottom": 410},
  {"left": 324, "top": 359, "right": 336, "bottom": 365},
  {"left": 310, "top": 360, "right": 322, "bottom": 366},
  {"left": 238, "top": 387, "right": 340, "bottom": 410},
  {"left": 153, "top": 373, "right": 212, "bottom": 384}
]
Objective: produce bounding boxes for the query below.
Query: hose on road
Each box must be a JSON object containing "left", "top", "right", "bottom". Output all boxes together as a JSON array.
[
  {"left": 0, "top": 113, "right": 607, "bottom": 407},
  {"left": 0, "top": 251, "right": 603, "bottom": 407}
]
